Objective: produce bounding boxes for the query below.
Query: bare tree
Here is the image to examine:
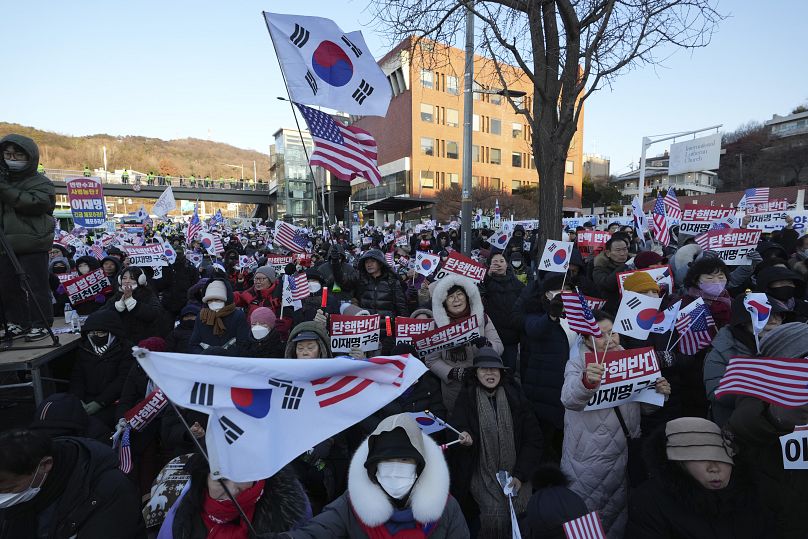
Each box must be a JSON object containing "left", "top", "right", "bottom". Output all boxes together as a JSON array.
[{"left": 370, "top": 0, "right": 723, "bottom": 247}]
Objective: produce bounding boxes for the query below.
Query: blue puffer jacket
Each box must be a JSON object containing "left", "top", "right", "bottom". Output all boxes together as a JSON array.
[{"left": 521, "top": 312, "right": 570, "bottom": 429}]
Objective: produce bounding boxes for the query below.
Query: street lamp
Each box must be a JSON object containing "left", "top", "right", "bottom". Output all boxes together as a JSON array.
[{"left": 222, "top": 163, "right": 244, "bottom": 180}]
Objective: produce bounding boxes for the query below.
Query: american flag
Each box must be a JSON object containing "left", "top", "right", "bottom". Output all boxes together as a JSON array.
[
  {"left": 275, "top": 221, "right": 309, "bottom": 254},
  {"left": 652, "top": 194, "right": 670, "bottom": 246},
  {"left": 561, "top": 290, "right": 604, "bottom": 337},
  {"left": 311, "top": 357, "right": 404, "bottom": 408},
  {"left": 118, "top": 427, "right": 133, "bottom": 474},
  {"left": 663, "top": 187, "right": 682, "bottom": 221},
  {"left": 91, "top": 242, "right": 104, "bottom": 260},
  {"left": 295, "top": 103, "right": 381, "bottom": 186},
  {"left": 187, "top": 204, "right": 201, "bottom": 244},
  {"left": 744, "top": 187, "right": 769, "bottom": 205},
  {"left": 715, "top": 356, "right": 808, "bottom": 408},
  {"left": 675, "top": 303, "right": 715, "bottom": 355},
  {"left": 384, "top": 252, "right": 395, "bottom": 267},
  {"left": 289, "top": 272, "right": 310, "bottom": 301},
  {"left": 563, "top": 511, "right": 606, "bottom": 539}
]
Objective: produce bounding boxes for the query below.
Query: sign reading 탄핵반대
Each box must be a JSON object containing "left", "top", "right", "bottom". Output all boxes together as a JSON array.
[
  {"left": 329, "top": 314, "right": 381, "bottom": 353},
  {"left": 66, "top": 177, "right": 106, "bottom": 228},
  {"left": 583, "top": 347, "right": 664, "bottom": 411}
]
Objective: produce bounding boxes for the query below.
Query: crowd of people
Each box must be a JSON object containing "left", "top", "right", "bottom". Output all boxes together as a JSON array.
[{"left": 0, "top": 133, "right": 807, "bottom": 538}]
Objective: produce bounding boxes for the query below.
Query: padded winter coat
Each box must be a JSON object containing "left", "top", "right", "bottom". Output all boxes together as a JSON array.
[
  {"left": 480, "top": 270, "right": 524, "bottom": 345},
  {"left": 521, "top": 312, "right": 571, "bottom": 429},
  {"left": 348, "top": 249, "right": 408, "bottom": 319}
]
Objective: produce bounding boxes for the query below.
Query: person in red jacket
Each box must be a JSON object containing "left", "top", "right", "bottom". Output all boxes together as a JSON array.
[{"left": 234, "top": 266, "right": 281, "bottom": 319}]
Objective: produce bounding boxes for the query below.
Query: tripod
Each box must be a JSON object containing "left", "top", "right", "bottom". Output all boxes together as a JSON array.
[{"left": 0, "top": 226, "right": 59, "bottom": 351}]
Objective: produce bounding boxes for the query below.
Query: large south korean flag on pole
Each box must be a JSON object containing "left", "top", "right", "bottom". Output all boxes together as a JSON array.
[
  {"left": 133, "top": 348, "right": 426, "bottom": 482},
  {"left": 264, "top": 13, "right": 392, "bottom": 117}
]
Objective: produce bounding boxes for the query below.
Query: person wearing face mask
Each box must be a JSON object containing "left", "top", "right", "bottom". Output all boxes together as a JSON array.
[
  {"left": 246, "top": 307, "right": 284, "bottom": 358},
  {"left": 234, "top": 265, "right": 281, "bottom": 320},
  {"left": 626, "top": 417, "right": 769, "bottom": 538},
  {"left": 345, "top": 249, "right": 408, "bottom": 321},
  {"left": 756, "top": 266, "right": 808, "bottom": 322},
  {"left": 560, "top": 311, "right": 671, "bottom": 538},
  {"left": 316, "top": 244, "right": 358, "bottom": 304},
  {"left": 159, "top": 247, "right": 201, "bottom": 319},
  {"left": 293, "top": 269, "right": 342, "bottom": 328},
  {"left": 507, "top": 251, "right": 532, "bottom": 285},
  {"left": 592, "top": 236, "right": 631, "bottom": 315},
  {"left": 166, "top": 304, "right": 202, "bottom": 353},
  {"left": 273, "top": 413, "right": 468, "bottom": 538},
  {"left": 188, "top": 278, "right": 249, "bottom": 355},
  {"left": 0, "top": 135, "right": 56, "bottom": 342},
  {"left": 102, "top": 266, "right": 168, "bottom": 344},
  {"left": 480, "top": 252, "right": 525, "bottom": 372},
  {"left": 0, "top": 429, "right": 145, "bottom": 538}
]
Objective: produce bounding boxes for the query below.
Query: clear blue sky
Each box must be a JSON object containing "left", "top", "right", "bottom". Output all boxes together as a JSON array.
[{"left": 2, "top": 0, "right": 805, "bottom": 177}]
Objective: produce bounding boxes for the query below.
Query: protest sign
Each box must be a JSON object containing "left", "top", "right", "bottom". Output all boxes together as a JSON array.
[
  {"left": 66, "top": 177, "right": 106, "bottom": 228},
  {"left": 413, "top": 316, "right": 481, "bottom": 358},
  {"left": 746, "top": 210, "right": 808, "bottom": 234},
  {"left": 433, "top": 251, "right": 487, "bottom": 283},
  {"left": 266, "top": 255, "right": 295, "bottom": 275},
  {"left": 576, "top": 230, "right": 611, "bottom": 257},
  {"left": 563, "top": 216, "right": 597, "bottom": 229},
  {"left": 63, "top": 269, "right": 113, "bottom": 306},
  {"left": 58, "top": 233, "right": 86, "bottom": 250},
  {"left": 617, "top": 265, "right": 674, "bottom": 295},
  {"left": 394, "top": 317, "right": 435, "bottom": 346},
  {"left": 584, "top": 296, "right": 607, "bottom": 311},
  {"left": 583, "top": 347, "right": 664, "bottom": 411},
  {"left": 780, "top": 426, "right": 808, "bottom": 470},
  {"left": 694, "top": 228, "right": 761, "bottom": 265},
  {"left": 125, "top": 244, "right": 168, "bottom": 267},
  {"left": 329, "top": 314, "right": 381, "bottom": 353},
  {"left": 680, "top": 205, "right": 737, "bottom": 236},
  {"left": 124, "top": 389, "right": 169, "bottom": 432},
  {"left": 747, "top": 199, "right": 788, "bottom": 214}
]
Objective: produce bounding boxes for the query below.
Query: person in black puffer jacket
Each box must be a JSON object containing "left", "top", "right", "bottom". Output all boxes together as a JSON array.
[
  {"left": 316, "top": 244, "right": 358, "bottom": 304},
  {"left": 159, "top": 249, "right": 200, "bottom": 318},
  {"left": 480, "top": 251, "right": 525, "bottom": 371},
  {"left": 346, "top": 249, "right": 408, "bottom": 320},
  {"left": 103, "top": 266, "right": 170, "bottom": 344}
]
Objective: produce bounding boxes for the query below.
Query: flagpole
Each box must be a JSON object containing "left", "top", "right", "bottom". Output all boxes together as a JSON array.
[
  {"left": 752, "top": 327, "right": 761, "bottom": 355},
  {"left": 666, "top": 325, "right": 692, "bottom": 353},
  {"left": 262, "top": 13, "right": 331, "bottom": 227}
]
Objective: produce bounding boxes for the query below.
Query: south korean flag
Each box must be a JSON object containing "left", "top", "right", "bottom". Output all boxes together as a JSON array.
[
  {"left": 539, "top": 240, "right": 573, "bottom": 273},
  {"left": 264, "top": 13, "right": 392, "bottom": 116},
  {"left": 614, "top": 291, "right": 663, "bottom": 340}
]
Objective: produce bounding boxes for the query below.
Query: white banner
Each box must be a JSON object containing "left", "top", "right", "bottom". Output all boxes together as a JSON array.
[
  {"left": 746, "top": 210, "right": 808, "bottom": 234},
  {"left": 668, "top": 132, "right": 722, "bottom": 175},
  {"left": 413, "top": 316, "right": 481, "bottom": 358},
  {"left": 583, "top": 347, "right": 664, "bottom": 411},
  {"left": 125, "top": 244, "right": 168, "bottom": 267},
  {"left": 329, "top": 314, "right": 381, "bottom": 352},
  {"left": 151, "top": 186, "right": 177, "bottom": 217}
]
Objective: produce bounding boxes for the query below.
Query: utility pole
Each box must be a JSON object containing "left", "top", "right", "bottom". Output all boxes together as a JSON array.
[{"left": 460, "top": 0, "right": 474, "bottom": 255}]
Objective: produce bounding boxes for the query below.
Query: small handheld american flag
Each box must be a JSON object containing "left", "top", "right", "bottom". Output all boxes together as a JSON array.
[
  {"left": 663, "top": 187, "right": 682, "bottom": 221},
  {"left": 275, "top": 221, "right": 310, "bottom": 254},
  {"left": 289, "top": 272, "right": 310, "bottom": 301},
  {"left": 187, "top": 204, "right": 201, "bottom": 245},
  {"left": 563, "top": 511, "right": 606, "bottom": 539},
  {"left": 652, "top": 194, "right": 670, "bottom": 246},
  {"left": 715, "top": 356, "right": 808, "bottom": 408},
  {"left": 674, "top": 303, "right": 715, "bottom": 355},
  {"left": 118, "top": 427, "right": 133, "bottom": 474},
  {"left": 561, "top": 290, "right": 604, "bottom": 338}
]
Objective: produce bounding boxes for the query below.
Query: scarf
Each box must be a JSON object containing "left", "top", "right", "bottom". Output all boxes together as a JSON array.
[
  {"left": 446, "top": 306, "right": 472, "bottom": 364},
  {"left": 770, "top": 296, "right": 796, "bottom": 313},
  {"left": 201, "top": 479, "right": 265, "bottom": 539},
  {"left": 469, "top": 386, "right": 529, "bottom": 538},
  {"left": 355, "top": 506, "right": 433, "bottom": 539},
  {"left": 200, "top": 303, "right": 238, "bottom": 336}
]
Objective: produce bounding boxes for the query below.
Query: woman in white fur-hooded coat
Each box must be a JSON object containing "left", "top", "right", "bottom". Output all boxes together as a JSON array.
[
  {"left": 278, "top": 413, "right": 469, "bottom": 538},
  {"left": 425, "top": 274, "right": 504, "bottom": 411}
]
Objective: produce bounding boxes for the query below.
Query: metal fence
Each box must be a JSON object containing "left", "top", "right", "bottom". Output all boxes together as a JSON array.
[{"left": 44, "top": 169, "right": 271, "bottom": 192}]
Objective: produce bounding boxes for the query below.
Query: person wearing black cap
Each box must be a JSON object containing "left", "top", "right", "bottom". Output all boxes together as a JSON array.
[
  {"left": 755, "top": 265, "right": 808, "bottom": 321},
  {"left": 277, "top": 413, "right": 468, "bottom": 538},
  {"left": 450, "top": 348, "right": 541, "bottom": 537},
  {"left": 520, "top": 465, "right": 588, "bottom": 539}
]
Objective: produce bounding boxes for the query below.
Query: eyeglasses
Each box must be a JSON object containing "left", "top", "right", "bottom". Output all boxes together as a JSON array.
[{"left": 2, "top": 150, "right": 26, "bottom": 160}]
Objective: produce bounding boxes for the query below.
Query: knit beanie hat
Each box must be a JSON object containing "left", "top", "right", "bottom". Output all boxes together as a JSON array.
[
  {"left": 634, "top": 251, "right": 664, "bottom": 269},
  {"left": 760, "top": 322, "right": 808, "bottom": 358},
  {"left": 250, "top": 307, "right": 277, "bottom": 329},
  {"left": 202, "top": 280, "right": 228, "bottom": 303},
  {"left": 138, "top": 337, "right": 167, "bottom": 352},
  {"left": 255, "top": 266, "right": 277, "bottom": 283},
  {"left": 622, "top": 271, "right": 659, "bottom": 294}
]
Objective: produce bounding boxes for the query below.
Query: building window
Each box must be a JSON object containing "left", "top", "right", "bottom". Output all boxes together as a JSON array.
[
  {"left": 491, "top": 177, "right": 501, "bottom": 190},
  {"left": 447, "top": 172, "right": 459, "bottom": 186},
  {"left": 511, "top": 152, "right": 522, "bottom": 168},
  {"left": 513, "top": 95, "right": 525, "bottom": 109},
  {"left": 446, "top": 75, "right": 459, "bottom": 95},
  {"left": 420, "top": 170, "right": 434, "bottom": 188},
  {"left": 420, "top": 69, "right": 433, "bottom": 89},
  {"left": 490, "top": 93, "right": 502, "bottom": 105},
  {"left": 420, "top": 104, "right": 433, "bottom": 123},
  {"left": 472, "top": 145, "right": 480, "bottom": 162},
  {"left": 473, "top": 81, "right": 482, "bottom": 101},
  {"left": 490, "top": 118, "right": 501, "bottom": 135},
  {"left": 490, "top": 148, "right": 501, "bottom": 165},
  {"left": 420, "top": 137, "right": 434, "bottom": 156},
  {"left": 471, "top": 176, "right": 479, "bottom": 188},
  {"left": 446, "top": 108, "right": 459, "bottom": 128},
  {"left": 565, "top": 185, "right": 574, "bottom": 199},
  {"left": 446, "top": 141, "right": 459, "bottom": 159},
  {"left": 565, "top": 160, "right": 574, "bottom": 174},
  {"left": 511, "top": 180, "right": 521, "bottom": 191},
  {"left": 472, "top": 114, "right": 480, "bottom": 132},
  {"left": 512, "top": 123, "right": 523, "bottom": 139}
]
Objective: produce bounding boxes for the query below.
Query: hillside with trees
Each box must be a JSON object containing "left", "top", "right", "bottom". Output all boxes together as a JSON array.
[{"left": 0, "top": 122, "right": 271, "bottom": 180}]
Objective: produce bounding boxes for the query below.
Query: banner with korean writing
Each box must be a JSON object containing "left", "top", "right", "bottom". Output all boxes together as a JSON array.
[
  {"left": 413, "top": 316, "right": 481, "bottom": 358},
  {"left": 576, "top": 230, "right": 611, "bottom": 257},
  {"left": 433, "top": 252, "right": 487, "bottom": 283},
  {"left": 125, "top": 244, "right": 168, "bottom": 267},
  {"left": 680, "top": 205, "right": 738, "bottom": 236},
  {"left": 583, "top": 347, "right": 664, "bottom": 411},
  {"left": 585, "top": 296, "right": 607, "bottom": 311},
  {"left": 66, "top": 177, "right": 106, "bottom": 228},
  {"left": 747, "top": 210, "right": 808, "bottom": 234},
  {"left": 64, "top": 268, "right": 113, "bottom": 306},
  {"left": 266, "top": 255, "right": 295, "bottom": 275},
  {"left": 394, "top": 317, "right": 435, "bottom": 346},
  {"left": 617, "top": 265, "right": 674, "bottom": 295},
  {"left": 57, "top": 272, "right": 79, "bottom": 284},
  {"left": 780, "top": 425, "right": 808, "bottom": 470},
  {"left": 695, "top": 228, "right": 761, "bottom": 265},
  {"left": 124, "top": 389, "right": 169, "bottom": 432},
  {"left": 329, "top": 314, "right": 381, "bottom": 353},
  {"left": 747, "top": 199, "right": 789, "bottom": 214}
]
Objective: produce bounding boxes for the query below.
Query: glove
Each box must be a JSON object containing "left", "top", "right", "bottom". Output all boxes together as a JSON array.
[
  {"left": 471, "top": 337, "right": 490, "bottom": 349},
  {"left": 449, "top": 367, "right": 466, "bottom": 382},
  {"left": 83, "top": 401, "right": 103, "bottom": 415},
  {"left": 313, "top": 309, "right": 328, "bottom": 328},
  {"left": 348, "top": 346, "right": 365, "bottom": 360},
  {"left": 747, "top": 250, "right": 763, "bottom": 268}
]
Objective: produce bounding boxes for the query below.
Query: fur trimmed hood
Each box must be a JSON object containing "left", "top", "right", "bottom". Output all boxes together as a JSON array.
[
  {"left": 347, "top": 414, "right": 451, "bottom": 527},
  {"left": 431, "top": 273, "right": 484, "bottom": 328},
  {"left": 672, "top": 244, "right": 703, "bottom": 287}
]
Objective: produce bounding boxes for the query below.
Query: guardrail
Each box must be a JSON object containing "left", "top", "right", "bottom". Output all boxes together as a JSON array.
[{"left": 44, "top": 169, "right": 271, "bottom": 192}]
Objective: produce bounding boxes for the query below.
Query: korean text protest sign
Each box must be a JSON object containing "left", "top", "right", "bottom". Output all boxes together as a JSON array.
[
  {"left": 329, "top": 314, "right": 381, "bottom": 353},
  {"left": 747, "top": 210, "right": 808, "bottom": 234},
  {"left": 747, "top": 199, "right": 788, "bottom": 214},
  {"left": 433, "top": 251, "right": 487, "bottom": 283},
  {"left": 124, "top": 389, "right": 169, "bottom": 432},
  {"left": 64, "top": 268, "right": 113, "bottom": 306},
  {"left": 680, "top": 205, "right": 736, "bottom": 236},
  {"left": 780, "top": 426, "right": 808, "bottom": 470},
  {"left": 413, "top": 316, "right": 481, "bottom": 358},
  {"left": 66, "top": 177, "right": 106, "bottom": 228},
  {"left": 394, "top": 317, "right": 435, "bottom": 346},
  {"left": 583, "top": 347, "right": 664, "bottom": 411},
  {"left": 125, "top": 244, "right": 168, "bottom": 268},
  {"left": 617, "top": 265, "right": 674, "bottom": 296},
  {"left": 694, "top": 228, "right": 761, "bottom": 265},
  {"left": 576, "top": 231, "right": 611, "bottom": 257},
  {"left": 265, "top": 255, "right": 295, "bottom": 275}
]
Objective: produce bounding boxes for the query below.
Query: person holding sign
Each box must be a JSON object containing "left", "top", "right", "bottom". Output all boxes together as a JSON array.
[{"left": 560, "top": 311, "right": 670, "bottom": 538}]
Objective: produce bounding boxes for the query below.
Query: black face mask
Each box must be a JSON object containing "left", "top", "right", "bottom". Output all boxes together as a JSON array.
[
  {"left": 768, "top": 287, "right": 795, "bottom": 302},
  {"left": 89, "top": 334, "right": 109, "bottom": 347},
  {"left": 179, "top": 319, "right": 196, "bottom": 329}
]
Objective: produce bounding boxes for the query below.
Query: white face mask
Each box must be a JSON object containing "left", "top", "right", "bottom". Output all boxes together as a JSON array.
[
  {"left": 207, "top": 300, "right": 225, "bottom": 312},
  {"left": 0, "top": 462, "right": 46, "bottom": 508},
  {"left": 375, "top": 461, "right": 417, "bottom": 500},
  {"left": 4, "top": 159, "right": 28, "bottom": 172},
  {"left": 251, "top": 325, "right": 270, "bottom": 340},
  {"left": 512, "top": 261, "right": 522, "bottom": 268},
  {"left": 308, "top": 281, "right": 322, "bottom": 294}
]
